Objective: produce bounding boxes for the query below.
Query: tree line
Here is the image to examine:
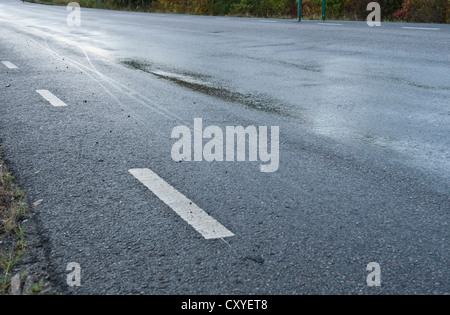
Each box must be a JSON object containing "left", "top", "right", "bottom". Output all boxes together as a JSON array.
[{"left": 29, "top": 0, "right": 449, "bottom": 23}]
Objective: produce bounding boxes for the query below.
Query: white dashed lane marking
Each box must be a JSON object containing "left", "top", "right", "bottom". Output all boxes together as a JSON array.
[
  {"left": 36, "top": 90, "right": 68, "bottom": 107},
  {"left": 129, "top": 168, "right": 235, "bottom": 240},
  {"left": 402, "top": 27, "right": 441, "bottom": 31},
  {"left": 317, "top": 23, "right": 343, "bottom": 26},
  {"left": 1, "top": 61, "right": 18, "bottom": 69}
]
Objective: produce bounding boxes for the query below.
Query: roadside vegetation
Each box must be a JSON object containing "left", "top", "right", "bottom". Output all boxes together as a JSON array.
[
  {"left": 0, "top": 151, "right": 50, "bottom": 295},
  {"left": 25, "top": 0, "right": 449, "bottom": 23},
  {"left": 0, "top": 153, "right": 28, "bottom": 294}
]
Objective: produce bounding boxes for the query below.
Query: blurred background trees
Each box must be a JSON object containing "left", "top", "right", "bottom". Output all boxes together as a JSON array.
[
  {"left": 153, "top": 0, "right": 447, "bottom": 23},
  {"left": 28, "top": 0, "right": 449, "bottom": 23},
  {"left": 112, "top": 0, "right": 449, "bottom": 23}
]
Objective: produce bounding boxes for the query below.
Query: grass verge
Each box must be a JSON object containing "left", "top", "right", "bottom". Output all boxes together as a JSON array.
[
  {"left": 24, "top": 0, "right": 99, "bottom": 7},
  {"left": 0, "top": 150, "right": 51, "bottom": 295},
  {"left": 0, "top": 153, "right": 28, "bottom": 294}
]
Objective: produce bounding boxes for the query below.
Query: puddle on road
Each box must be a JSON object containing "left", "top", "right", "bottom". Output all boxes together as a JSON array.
[{"left": 122, "top": 59, "right": 303, "bottom": 121}]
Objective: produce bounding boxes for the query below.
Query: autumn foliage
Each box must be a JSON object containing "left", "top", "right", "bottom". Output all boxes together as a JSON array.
[
  {"left": 137, "top": 0, "right": 449, "bottom": 23},
  {"left": 33, "top": 0, "right": 449, "bottom": 23},
  {"left": 392, "top": 0, "right": 448, "bottom": 23}
]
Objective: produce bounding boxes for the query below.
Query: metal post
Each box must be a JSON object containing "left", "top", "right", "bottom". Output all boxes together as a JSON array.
[
  {"left": 322, "top": 0, "right": 326, "bottom": 21},
  {"left": 298, "top": 0, "right": 302, "bottom": 22},
  {"left": 446, "top": 1, "right": 450, "bottom": 24},
  {"left": 98, "top": 0, "right": 101, "bottom": 9}
]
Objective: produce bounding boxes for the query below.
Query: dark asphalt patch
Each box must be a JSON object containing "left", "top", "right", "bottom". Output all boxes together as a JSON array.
[{"left": 121, "top": 59, "right": 304, "bottom": 121}]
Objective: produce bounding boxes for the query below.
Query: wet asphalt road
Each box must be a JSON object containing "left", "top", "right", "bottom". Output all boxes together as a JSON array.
[{"left": 0, "top": 0, "right": 449, "bottom": 294}]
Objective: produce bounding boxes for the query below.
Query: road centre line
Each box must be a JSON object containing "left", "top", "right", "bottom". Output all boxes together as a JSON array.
[
  {"left": 129, "top": 168, "right": 235, "bottom": 240},
  {"left": 317, "top": 23, "right": 343, "bottom": 26},
  {"left": 402, "top": 27, "right": 441, "bottom": 30},
  {"left": 1, "top": 61, "right": 18, "bottom": 69},
  {"left": 36, "top": 90, "right": 67, "bottom": 107}
]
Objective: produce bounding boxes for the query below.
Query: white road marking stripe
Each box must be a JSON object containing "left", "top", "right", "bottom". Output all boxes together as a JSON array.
[
  {"left": 1, "top": 61, "right": 18, "bottom": 69},
  {"left": 260, "top": 20, "right": 278, "bottom": 23},
  {"left": 129, "top": 168, "right": 234, "bottom": 240},
  {"left": 36, "top": 90, "right": 67, "bottom": 107},
  {"left": 402, "top": 27, "right": 440, "bottom": 30},
  {"left": 317, "top": 23, "right": 343, "bottom": 26}
]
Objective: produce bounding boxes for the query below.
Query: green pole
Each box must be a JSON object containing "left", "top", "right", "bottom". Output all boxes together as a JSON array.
[
  {"left": 298, "top": 0, "right": 302, "bottom": 21},
  {"left": 322, "top": 0, "right": 326, "bottom": 21}
]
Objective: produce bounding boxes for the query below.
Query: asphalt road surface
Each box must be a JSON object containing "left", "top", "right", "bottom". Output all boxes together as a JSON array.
[{"left": 0, "top": 0, "right": 449, "bottom": 294}]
